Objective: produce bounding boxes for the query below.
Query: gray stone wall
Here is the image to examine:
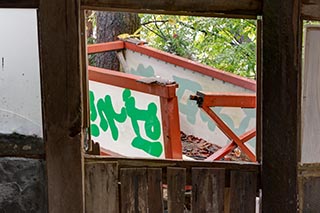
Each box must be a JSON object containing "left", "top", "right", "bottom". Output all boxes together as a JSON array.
[{"left": 0, "top": 158, "right": 47, "bottom": 213}]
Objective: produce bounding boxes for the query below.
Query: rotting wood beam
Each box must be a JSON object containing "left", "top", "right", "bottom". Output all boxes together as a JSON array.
[
  {"left": 80, "top": 0, "right": 320, "bottom": 20},
  {"left": 85, "top": 155, "right": 260, "bottom": 172},
  {"left": 80, "top": 0, "right": 262, "bottom": 19},
  {"left": 85, "top": 155, "right": 260, "bottom": 187},
  {"left": 302, "top": 0, "right": 320, "bottom": 21},
  {"left": 39, "top": 0, "right": 85, "bottom": 212},
  {"left": 0, "top": 0, "right": 39, "bottom": 8},
  {"left": 262, "top": 0, "right": 302, "bottom": 211},
  {"left": 1, "top": 0, "right": 318, "bottom": 21}
]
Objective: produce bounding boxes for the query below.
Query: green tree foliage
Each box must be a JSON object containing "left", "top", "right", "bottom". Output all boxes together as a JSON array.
[{"left": 140, "top": 15, "right": 257, "bottom": 78}]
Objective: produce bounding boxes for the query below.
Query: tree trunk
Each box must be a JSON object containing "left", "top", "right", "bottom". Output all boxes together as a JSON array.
[{"left": 95, "top": 12, "right": 140, "bottom": 70}]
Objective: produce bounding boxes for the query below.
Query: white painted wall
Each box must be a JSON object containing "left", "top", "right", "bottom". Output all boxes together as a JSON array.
[
  {"left": 302, "top": 26, "right": 320, "bottom": 163},
  {"left": 0, "top": 9, "right": 42, "bottom": 137}
]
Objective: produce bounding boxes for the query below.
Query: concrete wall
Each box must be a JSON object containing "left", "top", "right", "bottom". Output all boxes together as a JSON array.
[
  {"left": 0, "top": 157, "right": 47, "bottom": 213},
  {"left": 0, "top": 9, "right": 47, "bottom": 212},
  {"left": 0, "top": 9, "right": 42, "bottom": 137}
]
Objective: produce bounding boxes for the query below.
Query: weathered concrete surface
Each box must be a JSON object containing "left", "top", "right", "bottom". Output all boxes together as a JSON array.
[
  {"left": 0, "top": 158, "right": 47, "bottom": 213},
  {"left": 0, "top": 133, "right": 44, "bottom": 157}
]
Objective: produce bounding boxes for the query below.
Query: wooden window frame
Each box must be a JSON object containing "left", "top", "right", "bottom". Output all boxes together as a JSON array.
[{"left": 2, "top": 0, "right": 320, "bottom": 212}]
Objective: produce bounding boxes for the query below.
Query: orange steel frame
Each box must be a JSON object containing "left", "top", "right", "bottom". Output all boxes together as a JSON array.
[
  {"left": 88, "top": 66, "right": 182, "bottom": 159},
  {"left": 191, "top": 91, "right": 256, "bottom": 162}
]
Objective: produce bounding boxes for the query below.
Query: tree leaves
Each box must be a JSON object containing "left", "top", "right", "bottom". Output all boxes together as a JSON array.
[{"left": 140, "top": 15, "right": 257, "bottom": 78}]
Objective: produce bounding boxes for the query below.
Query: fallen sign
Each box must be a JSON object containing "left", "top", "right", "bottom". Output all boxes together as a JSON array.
[{"left": 87, "top": 40, "right": 257, "bottom": 161}]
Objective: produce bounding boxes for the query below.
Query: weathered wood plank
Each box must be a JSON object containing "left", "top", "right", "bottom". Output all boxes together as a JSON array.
[
  {"left": 0, "top": 0, "right": 39, "bottom": 8},
  {"left": 262, "top": 0, "right": 301, "bottom": 211},
  {"left": 38, "top": 0, "right": 85, "bottom": 212},
  {"left": 120, "top": 168, "right": 148, "bottom": 213},
  {"left": 80, "top": 0, "right": 320, "bottom": 20},
  {"left": 301, "top": 26, "right": 320, "bottom": 163},
  {"left": 191, "top": 168, "right": 225, "bottom": 213},
  {"left": 229, "top": 171, "right": 257, "bottom": 213},
  {"left": 85, "top": 162, "right": 119, "bottom": 213},
  {"left": 302, "top": 0, "right": 320, "bottom": 21},
  {"left": 147, "top": 168, "right": 164, "bottom": 213},
  {"left": 167, "top": 167, "right": 186, "bottom": 213},
  {"left": 80, "top": 9, "right": 91, "bottom": 152},
  {"left": 85, "top": 155, "right": 260, "bottom": 172},
  {"left": 80, "top": 0, "right": 261, "bottom": 18}
]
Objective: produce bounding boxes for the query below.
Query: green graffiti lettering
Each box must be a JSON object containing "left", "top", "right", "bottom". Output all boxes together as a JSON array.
[
  {"left": 123, "top": 89, "right": 162, "bottom": 156},
  {"left": 123, "top": 89, "right": 161, "bottom": 140},
  {"left": 130, "top": 64, "right": 155, "bottom": 77},
  {"left": 132, "top": 137, "right": 163, "bottom": 157},
  {"left": 173, "top": 75, "right": 217, "bottom": 131},
  {"left": 90, "top": 124, "right": 100, "bottom": 137},
  {"left": 89, "top": 91, "right": 100, "bottom": 137},
  {"left": 97, "top": 95, "right": 127, "bottom": 141},
  {"left": 90, "top": 89, "right": 163, "bottom": 157}
]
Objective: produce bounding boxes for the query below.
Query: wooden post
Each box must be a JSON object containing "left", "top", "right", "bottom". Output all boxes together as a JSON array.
[
  {"left": 38, "top": 0, "right": 85, "bottom": 212},
  {"left": 262, "top": 0, "right": 302, "bottom": 211}
]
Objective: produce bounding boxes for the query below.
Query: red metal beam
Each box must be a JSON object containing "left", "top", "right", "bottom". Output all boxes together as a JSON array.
[
  {"left": 205, "top": 128, "right": 256, "bottom": 161},
  {"left": 88, "top": 66, "right": 177, "bottom": 98},
  {"left": 160, "top": 96, "right": 182, "bottom": 159},
  {"left": 201, "top": 106, "right": 256, "bottom": 161},
  {"left": 198, "top": 92, "right": 256, "bottom": 108},
  {"left": 87, "top": 40, "right": 125, "bottom": 54}
]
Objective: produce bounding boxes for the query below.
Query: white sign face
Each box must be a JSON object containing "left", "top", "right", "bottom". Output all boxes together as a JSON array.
[
  {"left": 89, "top": 81, "right": 165, "bottom": 158},
  {"left": 0, "top": 9, "right": 42, "bottom": 137},
  {"left": 124, "top": 49, "right": 256, "bottom": 153},
  {"left": 302, "top": 26, "right": 320, "bottom": 163}
]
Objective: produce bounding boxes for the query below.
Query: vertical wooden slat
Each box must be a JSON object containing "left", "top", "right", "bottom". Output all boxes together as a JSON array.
[
  {"left": 120, "top": 168, "right": 148, "bottom": 213},
  {"left": 147, "top": 168, "right": 164, "bottom": 213},
  {"left": 38, "top": 0, "right": 84, "bottom": 212},
  {"left": 85, "top": 162, "right": 119, "bottom": 213},
  {"left": 167, "top": 167, "right": 186, "bottom": 213},
  {"left": 80, "top": 9, "right": 91, "bottom": 151},
  {"left": 229, "top": 171, "right": 257, "bottom": 213},
  {"left": 224, "top": 187, "right": 231, "bottom": 213},
  {"left": 262, "top": 0, "right": 301, "bottom": 211},
  {"left": 191, "top": 168, "right": 225, "bottom": 213}
]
